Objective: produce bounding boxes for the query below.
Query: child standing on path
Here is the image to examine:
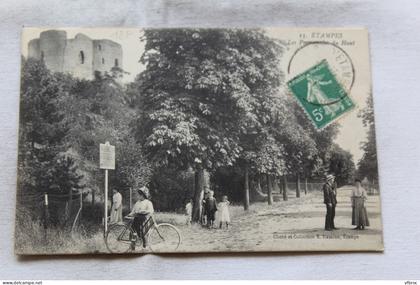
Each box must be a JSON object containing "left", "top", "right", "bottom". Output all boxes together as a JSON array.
[
  {"left": 185, "top": 198, "right": 193, "bottom": 225},
  {"left": 218, "top": 195, "right": 231, "bottom": 229},
  {"left": 204, "top": 190, "right": 217, "bottom": 228}
]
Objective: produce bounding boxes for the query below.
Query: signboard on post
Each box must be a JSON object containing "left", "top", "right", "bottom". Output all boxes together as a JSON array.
[
  {"left": 100, "top": 143, "right": 115, "bottom": 170},
  {"left": 100, "top": 141, "right": 115, "bottom": 237}
]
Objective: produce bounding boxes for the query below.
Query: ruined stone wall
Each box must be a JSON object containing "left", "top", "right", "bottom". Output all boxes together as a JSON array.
[
  {"left": 92, "top": 39, "right": 123, "bottom": 75},
  {"left": 27, "top": 30, "right": 122, "bottom": 80},
  {"left": 39, "top": 30, "right": 67, "bottom": 73},
  {"left": 63, "top": 33, "right": 94, "bottom": 80},
  {"left": 28, "top": 39, "right": 40, "bottom": 60}
]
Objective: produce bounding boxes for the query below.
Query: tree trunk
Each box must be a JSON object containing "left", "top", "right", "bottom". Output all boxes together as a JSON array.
[
  {"left": 250, "top": 174, "right": 267, "bottom": 202},
  {"left": 282, "top": 176, "right": 288, "bottom": 201},
  {"left": 304, "top": 178, "right": 308, "bottom": 195},
  {"left": 279, "top": 177, "right": 283, "bottom": 194},
  {"left": 68, "top": 188, "right": 73, "bottom": 221},
  {"left": 296, "top": 173, "right": 301, "bottom": 198},
  {"left": 256, "top": 175, "right": 262, "bottom": 193},
  {"left": 267, "top": 174, "right": 273, "bottom": 205},
  {"left": 244, "top": 166, "right": 250, "bottom": 210},
  {"left": 272, "top": 178, "right": 280, "bottom": 193},
  {"left": 91, "top": 189, "right": 95, "bottom": 207},
  {"left": 192, "top": 168, "right": 205, "bottom": 223}
]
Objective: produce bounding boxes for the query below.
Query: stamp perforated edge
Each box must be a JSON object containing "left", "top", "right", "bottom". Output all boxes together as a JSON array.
[{"left": 286, "top": 59, "right": 357, "bottom": 130}]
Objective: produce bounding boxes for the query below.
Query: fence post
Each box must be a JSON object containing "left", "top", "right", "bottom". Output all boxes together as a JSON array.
[
  {"left": 68, "top": 188, "right": 73, "bottom": 222},
  {"left": 43, "top": 192, "right": 49, "bottom": 242},
  {"left": 80, "top": 191, "right": 83, "bottom": 222},
  {"left": 71, "top": 191, "right": 84, "bottom": 233},
  {"left": 129, "top": 187, "right": 132, "bottom": 210}
]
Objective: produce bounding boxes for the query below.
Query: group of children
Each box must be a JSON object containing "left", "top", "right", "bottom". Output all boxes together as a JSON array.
[{"left": 185, "top": 190, "right": 231, "bottom": 229}]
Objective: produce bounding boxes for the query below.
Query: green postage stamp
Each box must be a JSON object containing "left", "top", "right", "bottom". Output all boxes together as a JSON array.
[{"left": 287, "top": 59, "right": 355, "bottom": 129}]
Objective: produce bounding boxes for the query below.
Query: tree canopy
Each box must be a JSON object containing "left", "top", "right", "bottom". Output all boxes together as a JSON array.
[
  {"left": 133, "top": 29, "right": 285, "bottom": 172},
  {"left": 18, "top": 58, "right": 83, "bottom": 196},
  {"left": 18, "top": 29, "right": 361, "bottom": 219},
  {"left": 357, "top": 95, "right": 378, "bottom": 181}
]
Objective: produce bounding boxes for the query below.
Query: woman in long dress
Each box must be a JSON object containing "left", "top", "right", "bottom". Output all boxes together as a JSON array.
[
  {"left": 110, "top": 189, "right": 123, "bottom": 224},
  {"left": 351, "top": 179, "right": 370, "bottom": 230},
  {"left": 218, "top": 195, "right": 231, "bottom": 229}
]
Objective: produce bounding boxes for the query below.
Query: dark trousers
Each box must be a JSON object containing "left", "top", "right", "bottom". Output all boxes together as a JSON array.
[
  {"left": 132, "top": 214, "right": 149, "bottom": 247},
  {"left": 325, "top": 204, "right": 336, "bottom": 230}
]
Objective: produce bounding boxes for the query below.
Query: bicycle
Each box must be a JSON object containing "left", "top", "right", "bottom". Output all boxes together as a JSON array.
[{"left": 105, "top": 215, "right": 181, "bottom": 253}]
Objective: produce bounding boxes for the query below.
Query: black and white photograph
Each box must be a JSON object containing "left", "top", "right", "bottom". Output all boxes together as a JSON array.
[{"left": 15, "top": 27, "right": 383, "bottom": 254}]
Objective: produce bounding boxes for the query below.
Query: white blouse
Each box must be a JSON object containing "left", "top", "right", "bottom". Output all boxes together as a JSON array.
[{"left": 130, "top": 199, "right": 154, "bottom": 215}]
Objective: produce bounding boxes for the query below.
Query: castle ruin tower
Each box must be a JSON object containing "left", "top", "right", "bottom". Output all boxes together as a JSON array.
[
  {"left": 28, "top": 30, "right": 67, "bottom": 73},
  {"left": 27, "top": 30, "right": 123, "bottom": 80}
]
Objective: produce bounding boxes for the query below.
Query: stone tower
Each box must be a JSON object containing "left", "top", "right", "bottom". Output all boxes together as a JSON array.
[{"left": 28, "top": 30, "right": 123, "bottom": 80}]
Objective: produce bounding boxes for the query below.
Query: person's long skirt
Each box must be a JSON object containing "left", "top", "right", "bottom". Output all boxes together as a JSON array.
[
  {"left": 352, "top": 197, "right": 370, "bottom": 227},
  {"left": 110, "top": 206, "right": 122, "bottom": 224}
]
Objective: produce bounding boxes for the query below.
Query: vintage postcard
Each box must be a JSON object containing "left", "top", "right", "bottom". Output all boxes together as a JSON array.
[{"left": 15, "top": 27, "right": 383, "bottom": 254}]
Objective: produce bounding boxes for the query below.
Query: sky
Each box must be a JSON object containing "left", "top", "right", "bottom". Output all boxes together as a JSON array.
[{"left": 21, "top": 28, "right": 370, "bottom": 163}]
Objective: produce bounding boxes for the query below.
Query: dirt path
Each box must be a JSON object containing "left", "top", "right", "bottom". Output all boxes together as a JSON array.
[{"left": 176, "top": 186, "right": 383, "bottom": 252}]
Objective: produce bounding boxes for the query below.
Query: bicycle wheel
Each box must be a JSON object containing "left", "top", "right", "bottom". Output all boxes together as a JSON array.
[
  {"left": 105, "top": 224, "right": 133, "bottom": 253},
  {"left": 148, "top": 223, "right": 181, "bottom": 252}
]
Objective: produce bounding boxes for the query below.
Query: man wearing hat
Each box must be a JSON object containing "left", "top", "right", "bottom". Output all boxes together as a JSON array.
[
  {"left": 126, "top": 186, "right": 154, "bottom": 248},
  {"left": 323, "top": 174, "right": 338, "bottom": 231}
]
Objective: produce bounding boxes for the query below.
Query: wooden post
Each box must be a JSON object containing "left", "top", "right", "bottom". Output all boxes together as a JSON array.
[
  {"left": 244, "top": 166, "right": 250, "bottom": 210},
  {"left": 104, "top": 168, "right": 108, "bottom": 237},
  {"left": 79, "top": 191, "right": 83, "bottom": 222},
  {"left": 100, "top": 141, "right": 115, "bottom": 236},
  {"left": 305, "top": 178, "right": 308, "bottom": 195},
  {"left": 68, "top": 188, "right": 73, "bottom": 222},
  {"left": 43, "top": 192, "right": 49, "bottom": 242},
  {"left": 129, "top": 187, "right": 133, "bottom": 210},
  {"left": 99, "top": 141, "right": 115, "bottom": 236}
]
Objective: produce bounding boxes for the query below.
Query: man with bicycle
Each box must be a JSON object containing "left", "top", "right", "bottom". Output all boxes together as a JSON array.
[{"left": 126, "top": 186, "right": 154, "bottom": 248}]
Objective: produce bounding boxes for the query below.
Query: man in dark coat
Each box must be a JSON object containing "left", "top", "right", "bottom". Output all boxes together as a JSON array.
[{"left": 323, "top": 174, "right": 338, "bottom": 231}]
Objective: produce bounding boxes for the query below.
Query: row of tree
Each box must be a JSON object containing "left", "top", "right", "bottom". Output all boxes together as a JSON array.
[
  {"left": 18, "top": 29, "right": 373, "bottom": 223},
  {"left": 129, "top": 29, "right": 357, "bottom": 220}
]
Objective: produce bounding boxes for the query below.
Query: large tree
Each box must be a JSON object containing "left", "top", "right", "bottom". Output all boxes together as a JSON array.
[
  {"left": 327, "top": 144, "right": 356, "bottom": 187},
  {"left": 357, "top": 95, "right": 378, "bottom": 181},
  {"left": 267, "top": 95, "right": 340, "bottom": 199},
  {"left": 59, "top": 68, "right": 151, "bottom": 206},
  {"left": 134, "top": 29, "right": 283, "bottom": 220},
  {"left": 18, "top": 58, "right": 83, "bottom": 209}
]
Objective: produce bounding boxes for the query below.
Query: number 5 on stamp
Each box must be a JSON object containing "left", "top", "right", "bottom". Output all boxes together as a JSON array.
[{"left": 287, "top": 60, "right": 355, "bottom": 129}]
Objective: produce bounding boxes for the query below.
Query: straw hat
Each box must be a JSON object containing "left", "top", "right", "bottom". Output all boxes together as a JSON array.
[
  {"left": 137, "top": 186, "right": 150, "bottom": 199},
  {"left": 326, "top": 174, "right": 335, "bottom": 181}
]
